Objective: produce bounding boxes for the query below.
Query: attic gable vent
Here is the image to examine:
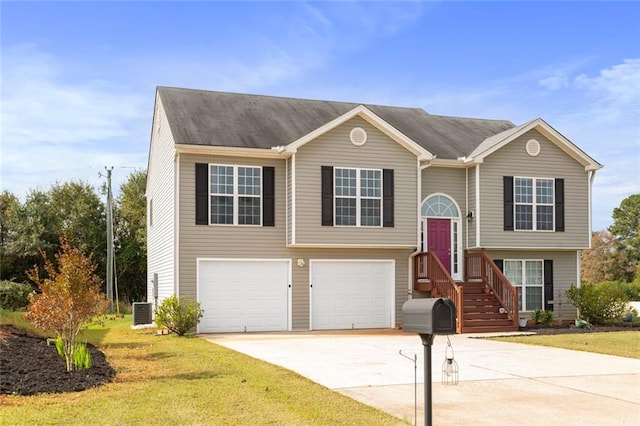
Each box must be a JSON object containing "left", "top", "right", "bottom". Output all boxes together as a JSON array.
[
  {"left": 526, "top": 139, "right": 541, "bottom": 156},
  {"left": 350, "top": 127, "right": 367, "bottom": 146}
]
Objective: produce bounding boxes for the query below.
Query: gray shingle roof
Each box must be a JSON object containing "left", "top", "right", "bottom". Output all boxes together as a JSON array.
[{"left": 157, "top": 86, "right": 515, "bottom": 159}]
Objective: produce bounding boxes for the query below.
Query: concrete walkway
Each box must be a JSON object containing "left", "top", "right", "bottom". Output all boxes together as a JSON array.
[{"left": 202, "top": 330, "right": 640, "bottom": 425}]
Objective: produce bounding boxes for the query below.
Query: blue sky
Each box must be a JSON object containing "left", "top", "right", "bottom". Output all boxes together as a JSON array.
[{"left": 1, "top": 1, "right": 639, "bottom": 231}]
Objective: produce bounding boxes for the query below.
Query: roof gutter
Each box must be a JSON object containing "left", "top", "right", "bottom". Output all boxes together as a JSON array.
[{"left": 175, "top": 144, "right": 292, "bottom": 159}]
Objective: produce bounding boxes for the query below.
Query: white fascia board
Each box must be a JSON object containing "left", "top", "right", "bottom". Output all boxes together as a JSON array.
[
  {"left": 480, "top": 246, "right": 590, "bottom": 251},
  {"left": 287, "top": 243, "right": 415, "bottom": 249},
  {"left": 286, "top": 105, "right": 434, "bottom": 160},
  {"left": 429, "top": 158, "right": 468, "bottom": 168},
  {"left": 175, "top": 144, "right": 289, "bottom": 159},
  {"left": 533, "top": 119, "right": 603, "bottom": 171}
]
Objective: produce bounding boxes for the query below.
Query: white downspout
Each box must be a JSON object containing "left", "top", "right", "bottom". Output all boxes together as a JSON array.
[
  {"left": 587, "top": 170, "right": 595, "bottom": 249},
  {"left": 465, "top": 167, "right": 469, "bottom": 250},
  {"left": 475, "top": 165, "right": 481, "bottom": 247}
]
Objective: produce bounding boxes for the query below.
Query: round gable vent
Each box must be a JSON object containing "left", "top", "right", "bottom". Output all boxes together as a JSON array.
[
  {"left": 350, "top": 127, "right": 367, "bottom": 146},
  {"left": 526, "top": 139, "right": 541, "bottom": 157}
]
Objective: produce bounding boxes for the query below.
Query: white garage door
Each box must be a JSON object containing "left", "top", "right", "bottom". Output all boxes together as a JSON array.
[
  {"left": 310, "top": 260, "right": 394, "bottom": 330},
  {"left": 197, "top": 259, "right": 290, "bottom": 333}
]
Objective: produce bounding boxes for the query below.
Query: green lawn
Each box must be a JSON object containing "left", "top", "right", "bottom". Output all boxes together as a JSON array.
[
  {"left": 0, "top": 311, "right": 405, "bottom": 425},
  {"left": 490, "top": 330, "right": 640, "bottom": 359}
]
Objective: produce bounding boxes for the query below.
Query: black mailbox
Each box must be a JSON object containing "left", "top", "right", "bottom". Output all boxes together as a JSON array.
[{"left": 402, "top": 298, "right": 457, "bottom": 335}]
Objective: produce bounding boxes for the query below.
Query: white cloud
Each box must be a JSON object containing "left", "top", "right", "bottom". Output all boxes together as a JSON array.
[
  {"left": 539, "top": 74, "right": 569, "bottom": 90},
  {"left": 1, "top": 43, "right": 149, "bottom": 198},
  {"left": 574, "top": 59, "right": 640, "bottom": 104}
]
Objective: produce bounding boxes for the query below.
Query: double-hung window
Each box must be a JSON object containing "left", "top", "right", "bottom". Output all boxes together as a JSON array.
[
  {"left": 335, "top": 168, "right": 381, "bottom": 227},
  {"left": 210, "top": 165, "right": 262, "bottom": 225},
  {"left": 503, "top": 260, "right": 544, "bottom": 311},
  {"left": 514, "top": 177, "right": 554, "bottom": 231}
]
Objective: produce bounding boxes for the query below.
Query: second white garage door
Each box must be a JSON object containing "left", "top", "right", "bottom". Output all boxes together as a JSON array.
[
  {"left": 310, "top": 260, "right": 394, "bottom": 330},
  {"left": 197, "top": 259, "right": 290, "bottom": 333}
]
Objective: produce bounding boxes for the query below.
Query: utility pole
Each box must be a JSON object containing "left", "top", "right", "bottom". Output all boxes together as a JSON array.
[{"left": 105, "top": 167, "right": 114, "bottom": 314}]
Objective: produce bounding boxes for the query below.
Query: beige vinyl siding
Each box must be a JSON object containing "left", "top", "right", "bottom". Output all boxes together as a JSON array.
[
  {"left": 421, "top": 166, "right": 468, "bottom": 247},
  {"left": 479, "top": 129, "right": 590, "bottom": 248},
  {"left": 484, "top": 249, "right": 579, "bottom": 321},
  {"left": 178, "top": 154, "right": 412, "bottom": 329},
  {"left": 178, "top": 154, "right": 287, "bottom": 298},
  {"left": 468, "top": 166, "right": 477, "bottom": 247},
  {"left": 147, "top": 96, "right": 176, "bottom": 305},
  {"left": 293, "top": 117, "right": 417, "bottom": 246}
]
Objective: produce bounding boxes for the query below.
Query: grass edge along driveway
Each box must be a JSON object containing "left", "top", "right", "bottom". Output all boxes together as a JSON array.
[
  {"left": 0, "top": 313, "right": 405, "bottom": 426},
  {"left": 490, "top": 330, "right": 640, "bottom": 359}
]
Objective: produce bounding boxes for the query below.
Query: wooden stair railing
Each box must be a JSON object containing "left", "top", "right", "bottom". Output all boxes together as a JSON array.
[
  {"left": 464, "top": 249, "right": 519, "bottom": 328},
  {"left": 413, "top": 252, "right": 463, "bottom": 334}
]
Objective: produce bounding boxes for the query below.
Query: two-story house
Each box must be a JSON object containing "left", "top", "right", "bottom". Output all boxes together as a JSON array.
[{"left": 146, "top": 86, "right": 602, "bottom": 333}]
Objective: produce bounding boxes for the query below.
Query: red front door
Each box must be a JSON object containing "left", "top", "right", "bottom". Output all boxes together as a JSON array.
[{"left": 427, "top": 218, "right": 451, "bottom": 273}]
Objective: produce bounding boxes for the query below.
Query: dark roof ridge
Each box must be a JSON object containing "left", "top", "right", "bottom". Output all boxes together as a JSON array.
[{"left": 427, "top": 112, "right": 514, "bottom": 125}]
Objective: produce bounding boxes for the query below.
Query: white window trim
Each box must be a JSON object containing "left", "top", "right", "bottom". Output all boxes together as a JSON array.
[
  {"left": 420, "top": 193, "right": 464, "bottom": 281},
  {"left": 209, "top": 164, "right": 262, "bottom": 226},
  {"left": 334, "top": 167, "right": 383, "bottom": 228},
  {"left": 504, "top": 259, "right": 544, "bottom": 312},
  {"left": 514, "top": 176, "right": 555, "bottom": 232}
]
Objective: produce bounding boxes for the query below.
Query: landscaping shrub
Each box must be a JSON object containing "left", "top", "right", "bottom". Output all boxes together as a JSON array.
[
  {"left": 532, "top": 308, "right": 554, "bottom": 325},
  {"left": 0, "top": 280, "right": 32, "bottom": 311},
  {"left": 566, "top": 281, "right": 629, "bottom": 324},
  {"left": 154, "top": 295, "right": 203, "bottom": 336},
  {"left": 623, "top": 280, "right": 640, "bottom": 301}
]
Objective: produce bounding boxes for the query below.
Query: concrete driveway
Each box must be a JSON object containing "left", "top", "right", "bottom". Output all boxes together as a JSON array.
[{"left": 202, "top": 330, "right": 640, "bottom": 425}]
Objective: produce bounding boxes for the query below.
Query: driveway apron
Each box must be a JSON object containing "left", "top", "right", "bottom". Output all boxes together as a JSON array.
[{"left": 202, "top": 330, "right": 640, "bottom": 425}]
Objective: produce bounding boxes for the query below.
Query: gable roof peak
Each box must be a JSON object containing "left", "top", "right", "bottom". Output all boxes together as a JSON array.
[{"left": 467, "top": 117, "right": 602, "bottom": 171}]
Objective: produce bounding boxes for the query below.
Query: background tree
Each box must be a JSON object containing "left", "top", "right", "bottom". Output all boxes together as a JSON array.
[
  {"left": 608, "top": 193, "right": 640, "bottom": 282},
  {"left": 581, "top": 230, "right": 634, "bottom": 284},
  {"left": 0, "top": 173, "right": 149, "bottom": 305},
  {"left": 3, "top": 182, "right": 107, "bottom": 285},
  {"left": 114, "top": 170, "right": 147, "bottom": 302},
  {"left": 49, "top": 182, "right": 106, "bottom": 263},
  {"left": 0, "top": 191, "right": 21, "bottom": 280},
  {"left": 24, "top": 237, "right": 109, "bottom": 372},
  {"left": 8, "top": 189, "right": 59, "bottom": 282}
]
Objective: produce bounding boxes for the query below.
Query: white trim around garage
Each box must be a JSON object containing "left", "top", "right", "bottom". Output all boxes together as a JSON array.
[
  {"left": 309, "top": 259, "right": 395, "bottom": 330},
  {"left": 196, "top": 258, "right": 292, "bottom": 333}
]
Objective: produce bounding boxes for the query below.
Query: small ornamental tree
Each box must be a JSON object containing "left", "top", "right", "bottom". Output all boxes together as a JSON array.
[{"left": 24, "top": 237, "right": 109, "bottom": 371}]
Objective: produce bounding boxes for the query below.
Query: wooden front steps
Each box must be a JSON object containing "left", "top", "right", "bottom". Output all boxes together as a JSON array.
[{"left": 461, "top": 281, "right": 519, "bottom": 333}]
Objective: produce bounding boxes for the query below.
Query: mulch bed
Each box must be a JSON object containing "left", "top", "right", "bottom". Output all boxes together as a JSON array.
[
  {"left": 519, "top": 323, "right": 639, "bottom": 335},
  {"left": 0, "top": 325, "right": 115, "bottom": 396}
]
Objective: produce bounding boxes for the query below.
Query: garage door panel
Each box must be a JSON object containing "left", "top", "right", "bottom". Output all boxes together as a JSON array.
[
  {"left": 311, "top": 260, "right": 394, "bottom": 330},
  {"left": 198, "top": 260, "right": 289, "bottom": 333}
]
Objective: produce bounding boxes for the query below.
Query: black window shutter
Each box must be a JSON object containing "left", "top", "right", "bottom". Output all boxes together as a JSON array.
[
  {"left": 321, "top": 166, "right": 333, "bottom": 226},
  {"left": 555, "top": 179, "right": 565, "bottom": 232},
  {"left": 544, "top": 260, "right": 554, "bottom": 311},
  {"left": 195, "top": 163, "right": 209, "bottom": 225},
  {"left": 262, "top": 167, "right": 275, "bottom": 227},
  {"left": 494, "top": 259, "right": 504, "bottom": 272},
  {"left": 503, "top": 176, "right": 514, "bottom": 231},
  {"left": 383, "top": 169, "right": 394, "bottom": 227}
]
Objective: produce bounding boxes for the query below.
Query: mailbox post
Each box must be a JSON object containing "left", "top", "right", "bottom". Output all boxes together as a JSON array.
[{"left": 402, "top": 298, "right": 457, "bottom": 426}]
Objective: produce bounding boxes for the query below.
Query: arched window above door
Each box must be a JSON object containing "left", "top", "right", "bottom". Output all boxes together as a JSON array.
[{"left": 421, "top": 194, "right": 459, "bottom": 218}]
